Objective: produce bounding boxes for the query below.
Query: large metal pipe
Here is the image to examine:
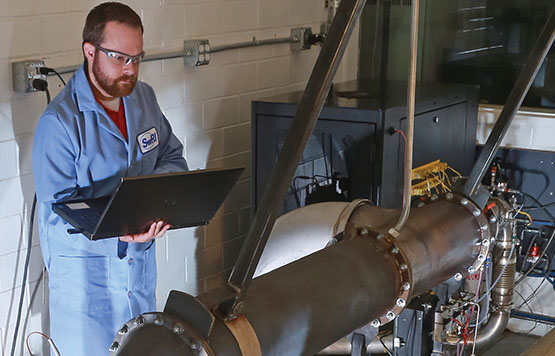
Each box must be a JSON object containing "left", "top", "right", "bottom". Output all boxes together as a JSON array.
[
  {"left": 112, "top": 196, "right": 489, "bottom": 356},
  {"left": 348, "top": 196, "right": 490, "bottom": 298}
]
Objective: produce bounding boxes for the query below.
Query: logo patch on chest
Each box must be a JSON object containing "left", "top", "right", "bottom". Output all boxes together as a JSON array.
[{"left": 137, "top": 127, "right": 159, "bottom": 154}]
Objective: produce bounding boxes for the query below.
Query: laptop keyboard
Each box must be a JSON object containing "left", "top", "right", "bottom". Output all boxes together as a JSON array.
[{"left": 75, "top": 209, "right": 103, "bottom": 229}]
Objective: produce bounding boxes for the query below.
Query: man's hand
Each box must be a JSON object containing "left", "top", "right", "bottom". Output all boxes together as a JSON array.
[{"left": 119, "top": 221, "right": 170, "bottom": 243}]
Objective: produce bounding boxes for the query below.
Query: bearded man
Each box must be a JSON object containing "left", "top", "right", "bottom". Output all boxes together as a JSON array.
[{"left": 32, "top": 2, "right": 188, "bottom": 354}]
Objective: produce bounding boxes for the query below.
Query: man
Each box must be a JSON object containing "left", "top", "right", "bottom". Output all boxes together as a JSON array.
[{"left": 32, "top": 3, "right": 188, "bottom": 354}]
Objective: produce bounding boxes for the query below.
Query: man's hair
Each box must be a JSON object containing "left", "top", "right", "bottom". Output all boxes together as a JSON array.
[{"left": 82, "top": 2, "right": 143, "bottom": 46}]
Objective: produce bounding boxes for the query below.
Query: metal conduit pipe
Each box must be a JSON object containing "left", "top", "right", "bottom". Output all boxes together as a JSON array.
[{"left": 391, "top": 0, "right": 419, "bottom": 235}]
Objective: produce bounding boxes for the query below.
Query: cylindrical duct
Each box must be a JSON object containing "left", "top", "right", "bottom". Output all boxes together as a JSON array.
[
  {"left": 347, "top": 195, "right": 489, "bottom": 297},
  {"left": 112, "top": 196, "right": 489, "bottom": 356},
  {"left": 465, "top": 197, "right": 515, "bottom": 349},
  {"left": 210, "top": 237, "right": 402, "bottom": 356},
  {"left": 490, "top": 198, "right": 516, "bottom": 308}
]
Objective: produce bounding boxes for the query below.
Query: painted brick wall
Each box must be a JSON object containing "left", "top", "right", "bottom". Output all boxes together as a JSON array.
[{"left": 0, "top": 0, "right": 359, "bottom": 354}]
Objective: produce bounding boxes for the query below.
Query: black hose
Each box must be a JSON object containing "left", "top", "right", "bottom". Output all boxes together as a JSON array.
[{"left": 10, "top": 195, "right": 37, "bottom": 356}]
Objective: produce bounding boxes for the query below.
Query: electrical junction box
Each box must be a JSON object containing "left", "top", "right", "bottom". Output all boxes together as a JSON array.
[
  {"left": 12, "top": 60, "right": 46, "bottom": 93},
  {"left": 183, "top": 40, "right": 210, "bottom": 67}
]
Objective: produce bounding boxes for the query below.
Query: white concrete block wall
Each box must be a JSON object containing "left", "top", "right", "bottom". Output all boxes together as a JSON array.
[
  {"left": 477, "top": 104, "right": 555, "bottom": 152},
  {"left": 0, "top": 0, "right": 359, "bottom": 354}
]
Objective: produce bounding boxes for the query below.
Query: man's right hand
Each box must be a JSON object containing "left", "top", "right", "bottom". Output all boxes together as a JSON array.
[{"left": 119, "top": 221, "right": 170, "bottom": 243}]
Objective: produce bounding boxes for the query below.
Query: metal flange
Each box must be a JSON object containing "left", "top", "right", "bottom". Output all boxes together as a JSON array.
[
  {"left": 110, "top": 312, "right": 214, "bottom": 356},
  {"left": 358, "top": 230, "right": 412, "bottom": 327},
  {"left": 454, "top": 194, "right": 492, "bottom": 279}
]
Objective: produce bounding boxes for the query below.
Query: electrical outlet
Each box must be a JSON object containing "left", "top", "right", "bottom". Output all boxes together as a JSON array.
[
  {"left": 291, "top": 27, "right": 313, "bottom": 51},
  {"left": 12, "top": 60, "right": 46, "bottom": 93},
  {"left": 183, "top": 40, "right": 211, "bottom": 67}
]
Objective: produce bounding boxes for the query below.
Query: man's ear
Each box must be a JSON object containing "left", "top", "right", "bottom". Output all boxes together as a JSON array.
[{"left": 83, "top": 42, "right": 96, "bottom": 62}]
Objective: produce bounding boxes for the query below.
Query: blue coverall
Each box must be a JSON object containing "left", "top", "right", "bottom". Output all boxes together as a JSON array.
[{"left": 32, "top": 64, "right": 188, "bottom": 355}]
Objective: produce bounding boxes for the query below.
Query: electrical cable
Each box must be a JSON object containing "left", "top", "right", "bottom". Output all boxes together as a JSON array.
[
  {"left": 522, "top": 192, "right": 555, "bottom": 223},
  {"left": 378, "top": 335, "right": 393, "bottom": 356},
  {"left": 38, "top": 66, "right": 66, "bottom": 86},
  {"left": 26, "top": 331, "right": 61, "bottom": 356},
  {"left": 514, "top": 289, "right": 539, "bottom": 335},
  {"left": 395, "top": 128, "right": 406, "bottom": 142},
  {"left": 10, "top": 195, "right": 37, "bottom": 356},
  {"left": 470, "top": 256, "right": 492, "bottom": 328},
  {"left": 524, "top": 201, "right": 555, "bottom": 211},
  {"left": 518, "top": 210, "right": 533, "bottom": 226},
  {"left": 519, "top": 259, "right": 552, "bottom": 308},
  {"left": 11, "top": 81, "right": 53, "bottom": 356},
  {"left": 516, "top": 228, "right": 555, "bottom": 285},
  {"left": 45, "top": 88, "right": 51, "bottom": 105}
]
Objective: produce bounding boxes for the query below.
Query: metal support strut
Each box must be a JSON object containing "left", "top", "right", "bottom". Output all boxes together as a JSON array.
[
  {"left": 462, "top": 7, "right": 555, "bottom": 203},
  {"left": 219, "top": 0, "right": 368, "bottom": 316}
]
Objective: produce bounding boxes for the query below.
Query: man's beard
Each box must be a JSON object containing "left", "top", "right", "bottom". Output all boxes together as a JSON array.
[{"left": 92, "top": 55, "right": 138, "bottom": 98}]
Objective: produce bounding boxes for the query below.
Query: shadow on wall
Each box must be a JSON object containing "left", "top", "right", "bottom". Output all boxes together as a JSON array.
[
  {"left": 155, "top": 132, "right": 252, "bottom": 310},
  {"left": 179, "top": 99, "right": 252, "bottom": 304}
]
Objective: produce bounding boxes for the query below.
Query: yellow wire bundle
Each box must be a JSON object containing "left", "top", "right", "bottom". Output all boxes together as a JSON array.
[{"left": 411, "top": 159, "right": 462, "bottom": 197}]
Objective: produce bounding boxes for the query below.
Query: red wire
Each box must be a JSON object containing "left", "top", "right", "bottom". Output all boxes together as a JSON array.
[
  {"left": 450, "top": 317, "right": 466, "bottom": 343},
  {"left": 484, "top": 202, "right": 496, "bottom": 212},
  {"left": 395, "top": 129, "right": 407, "bottom": 142},
  {"left": 450, "top": 317, "right": 464, "bottom": 329},
  {"left": 26, "top": 331, "right": 50, "bottom": 355},
  {"left": 463, "top": 306, "right": 474, "bottom": 343}
]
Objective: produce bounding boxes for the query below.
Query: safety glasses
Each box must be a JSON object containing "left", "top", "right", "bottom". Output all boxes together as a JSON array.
[{"left": 93, "top": 44, "right": 145, "bottom": 66}]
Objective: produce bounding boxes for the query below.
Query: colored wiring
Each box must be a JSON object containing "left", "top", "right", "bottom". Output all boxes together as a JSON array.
[
  {"left": 411, "top": 160, "right": 461, "bottom": 197},
  {"left": 517, "top": 210, "right": 533, "bottom": 226},
  {"left": 26, "top": 332, "right": 49, "bottom": 355},
  {"left": 395, "top": 129, "right": 407, "bottom": 142}
]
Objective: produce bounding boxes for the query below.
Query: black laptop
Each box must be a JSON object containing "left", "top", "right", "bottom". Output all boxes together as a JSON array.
[{"left": 52, "top": 167, "right": 244, "bottom": 240}]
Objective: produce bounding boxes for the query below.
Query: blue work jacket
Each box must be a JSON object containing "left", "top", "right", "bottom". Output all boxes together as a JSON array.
[{"left": 32, "top": 63, "right": 188, "bottom": 355}]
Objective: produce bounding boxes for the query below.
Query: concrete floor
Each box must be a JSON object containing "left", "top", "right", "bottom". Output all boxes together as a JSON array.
[{"left": 477, "top": 331, "right": 540, "bottom": 356}]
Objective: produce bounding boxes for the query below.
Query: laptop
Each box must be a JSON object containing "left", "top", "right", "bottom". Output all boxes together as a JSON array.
[{"left": 52, "top": 167, "right": 244, "bottom": 240}]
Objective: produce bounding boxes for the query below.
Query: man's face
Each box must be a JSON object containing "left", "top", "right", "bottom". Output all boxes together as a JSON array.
[{"left": 88, "top": 21, "right": 143, "bottom": 98}]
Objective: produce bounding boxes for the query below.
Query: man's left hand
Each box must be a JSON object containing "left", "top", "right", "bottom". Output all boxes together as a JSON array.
[{"left": 119, "top": 221, "right": 170, "bottom": 243}]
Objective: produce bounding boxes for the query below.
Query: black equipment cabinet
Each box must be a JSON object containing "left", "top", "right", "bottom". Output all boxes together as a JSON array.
[{"left": 252, "top": 80, "right": 479, "bottom": 213}]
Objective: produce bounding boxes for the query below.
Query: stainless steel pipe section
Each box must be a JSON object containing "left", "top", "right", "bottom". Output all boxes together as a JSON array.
[
  {"left": 348, "top": 197, "right": 487, "bottom": 297},
  {"left": 490, "top": 199, "right": 516, "bottom": 308},
  {"left": 465, "top": 198, "right": 515, "bottom": 349},
  {"left": 208, "top": 237, "right": 402, "bottom": 356},
  {"left": 211, "top": 197, "right": 485, "bottom": 355},
  {"left": 113, "top": 197, "right": 487, "bottom": 356}
]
